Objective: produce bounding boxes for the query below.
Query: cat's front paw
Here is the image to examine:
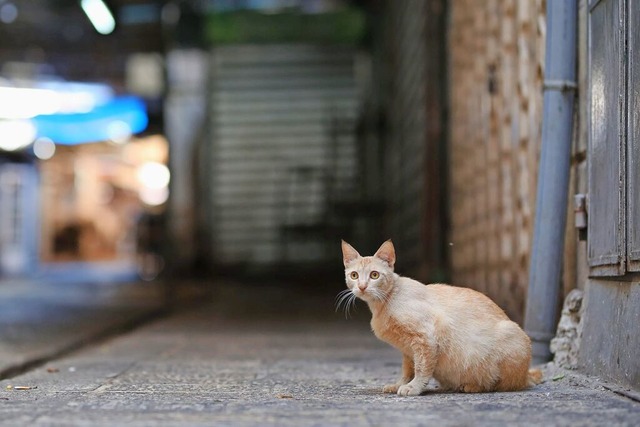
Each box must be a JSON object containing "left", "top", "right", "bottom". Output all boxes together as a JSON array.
[
  {"left": 382, "top": 383, "right": 400, "bottom": 394},
  {"left": 397, "top": 383, "right": 422, "bottom": 396}
]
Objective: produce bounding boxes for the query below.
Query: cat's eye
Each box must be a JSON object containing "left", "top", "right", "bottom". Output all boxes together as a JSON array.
[
  {"left": 349, "top": 271, "right": 359, "bottom": 280},
  {"left": 370, "top": 271, "right": 380, "bottom": 279}
]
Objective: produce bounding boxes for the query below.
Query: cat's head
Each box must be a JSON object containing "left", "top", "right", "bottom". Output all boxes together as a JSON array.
[{"left": 341, "top": 240, "right": 396, "bottom": 303}]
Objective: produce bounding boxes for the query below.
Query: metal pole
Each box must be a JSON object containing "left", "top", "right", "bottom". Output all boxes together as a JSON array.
[{"left": 524, "top": 0, "right": 578, "bottom": 364}]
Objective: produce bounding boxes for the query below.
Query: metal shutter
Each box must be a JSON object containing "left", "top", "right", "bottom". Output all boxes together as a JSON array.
[{"left": 207, "top": 45, "right": 358, "bottom": 267}]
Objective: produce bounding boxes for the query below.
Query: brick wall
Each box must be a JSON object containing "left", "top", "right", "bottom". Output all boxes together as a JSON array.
[{"left": 448, "top": 0, "right": 546, "bottom": 323}]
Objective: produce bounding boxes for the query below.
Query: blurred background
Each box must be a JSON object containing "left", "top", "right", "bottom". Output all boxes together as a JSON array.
[
  {"left": 1, "top": 0, "right": 545, "bottom": 324},
  {"left": 2, "top": 0, "right": 638, "bottom": 393}
]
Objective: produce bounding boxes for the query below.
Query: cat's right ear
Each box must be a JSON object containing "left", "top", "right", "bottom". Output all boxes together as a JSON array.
[{"left": 341, "top": 240, "right": 361, "bottom": 267}]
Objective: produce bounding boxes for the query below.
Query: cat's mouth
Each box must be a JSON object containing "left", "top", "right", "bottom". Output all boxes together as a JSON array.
[
  {"left": 353, "top": 288, "right": 368, "bottom": 299},
  {"left": 355, "top": 286, "right": 389, "bottom": 304},
  {"left": 336, "top": 287, "right": 388, "bottom": 317},
  {"left": 351, "top": 287, "right": 373, "bottom": 303}
]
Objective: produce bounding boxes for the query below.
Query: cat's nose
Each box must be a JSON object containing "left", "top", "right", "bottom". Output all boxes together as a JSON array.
[{"left": 358, "top": 283, "right": 367, "bottom": 292}]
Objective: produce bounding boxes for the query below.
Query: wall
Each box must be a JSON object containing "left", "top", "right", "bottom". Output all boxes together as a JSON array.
[
  {"left": 580, "top": 280, "right": 640, "bottom": 389},
  {"left": 376, "top": 0, "right": 447, "bottom": 281},
  {"left": 165, "top": 49, "right": 210, "bottom": 270},
  {"left": 447, "top": 0, "right": 546, "bottom": 323}
]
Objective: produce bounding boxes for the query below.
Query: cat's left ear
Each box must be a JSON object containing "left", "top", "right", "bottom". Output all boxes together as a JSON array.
[
  {"left": 374, "top": 239, "right": 396, "bottom": 269},
  {"left": 341, "top": 240, "right": 361, "bottom": 267}
]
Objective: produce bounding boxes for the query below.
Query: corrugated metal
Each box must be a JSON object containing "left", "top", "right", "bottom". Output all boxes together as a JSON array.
[{"left": 207, "top": 45, "right": 359, "bottom": 267}]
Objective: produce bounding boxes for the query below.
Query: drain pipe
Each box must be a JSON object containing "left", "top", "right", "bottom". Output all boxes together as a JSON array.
[{"left": 524, "top": 0, "right": 578, "bottom": 365}]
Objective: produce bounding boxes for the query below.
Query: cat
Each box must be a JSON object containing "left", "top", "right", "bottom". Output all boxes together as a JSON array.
[{"left": 340, "top": 239, "right": 542, "bottom": 396}]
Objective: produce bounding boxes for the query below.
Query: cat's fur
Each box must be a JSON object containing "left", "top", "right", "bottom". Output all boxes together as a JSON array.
[{"left": 341, "top": 239, "right": 542, "bottom": 396}]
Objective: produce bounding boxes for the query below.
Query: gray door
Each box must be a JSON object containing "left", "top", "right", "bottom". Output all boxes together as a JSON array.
[
  {"left": 627, "top": 0, "right": 640, "bottom": 272},
  {"left": 588, "top": 0, "right": 639, "bottom": 275}
]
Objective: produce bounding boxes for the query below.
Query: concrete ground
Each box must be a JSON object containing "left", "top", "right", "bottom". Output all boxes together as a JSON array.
[
  {"left": 0, "top": 276, "right": 166, "bottom": 379},
  {"left": 0, "top": 281, "right": 638, "bottom": 426}
]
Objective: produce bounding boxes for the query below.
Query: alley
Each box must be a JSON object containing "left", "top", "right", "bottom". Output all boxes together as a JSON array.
[{"left": 1, "top": 282, "right": 638, "bottom": 426}]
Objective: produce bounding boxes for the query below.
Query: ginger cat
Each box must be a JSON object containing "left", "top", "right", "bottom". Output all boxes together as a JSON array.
[{"left": 341, "top": 240, "right": 542, "bottom": 396}]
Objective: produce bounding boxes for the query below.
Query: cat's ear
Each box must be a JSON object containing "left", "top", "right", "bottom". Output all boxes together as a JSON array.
[
  {"left": 374, "top": 239, "right": 396, "bottom": 269},
  {"left": 341, "top": 240, "right": 361, "bottom": 267}
]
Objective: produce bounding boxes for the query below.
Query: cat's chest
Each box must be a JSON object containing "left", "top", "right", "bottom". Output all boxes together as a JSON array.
[{"left": 370, "top": 313, "right": 415, "bottom": 351}]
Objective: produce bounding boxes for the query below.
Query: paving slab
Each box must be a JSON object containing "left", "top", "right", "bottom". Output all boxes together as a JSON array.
[
  {"left": 0, "top": 282, "right": 638, "bottom": 426},
  {"left": 0, "top": 277, "right": 166, "bottom": 378}
]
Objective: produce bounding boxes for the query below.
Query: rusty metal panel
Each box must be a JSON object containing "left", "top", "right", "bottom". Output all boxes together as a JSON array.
[
  {"left": 587, "top": 0, "right": 626, "bottom": 276},
  {"left": 627, "top": 0, "right": 640, "bottom": 272}
]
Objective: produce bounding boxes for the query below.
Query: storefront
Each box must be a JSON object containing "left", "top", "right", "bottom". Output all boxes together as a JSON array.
[{"left": 0, "top": 80, "right": 168, "bottom": 280}]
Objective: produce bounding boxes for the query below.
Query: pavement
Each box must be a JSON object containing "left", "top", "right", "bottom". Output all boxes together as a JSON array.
[
  {"left": 0, "top": 274, "right": 167, "bottom": 379},
  {"left": 0, "top": 280, "right": 639, "bottom": 426}
]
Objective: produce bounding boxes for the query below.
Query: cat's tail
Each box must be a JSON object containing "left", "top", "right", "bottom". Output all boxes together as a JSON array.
[{"left": 528, "top": 368, "right": 543, "bottom": 386}]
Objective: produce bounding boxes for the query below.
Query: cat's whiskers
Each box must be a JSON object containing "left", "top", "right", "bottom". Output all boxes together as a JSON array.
[
  {"left": 335, "top": 289, "right": 351, "bottom": 311},
  {"left": 335, "top": 289, "right": 358, "bottom": 318},
  {"left": 347, "top": 292, "right": 358, "bottom": 316},
  {"left": 336, "top": 288, "right": 354, "bottom": 302},
  {"left": 370, "top": 287, "right": 391, "bottom": 305}
]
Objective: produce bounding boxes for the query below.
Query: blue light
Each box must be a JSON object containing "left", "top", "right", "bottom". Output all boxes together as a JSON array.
[{"left": 32, "top": 96, "right": 148, "bottom": 145}]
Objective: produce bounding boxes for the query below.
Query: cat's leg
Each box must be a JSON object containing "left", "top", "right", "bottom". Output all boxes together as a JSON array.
[
  {"left": 397, "top": 343, "right": 436, "bottom": 396},
  {"left": 382, "top": 354, "right": 413, "bottom": 393}
]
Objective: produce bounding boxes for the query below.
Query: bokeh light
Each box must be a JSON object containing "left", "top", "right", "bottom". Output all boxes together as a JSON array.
[
  {"left": 0, "top": 119, "right": 36, "bottom": 151},
  {"left": 137, "top": 162, "right": 170, "bottom": 190},
  {"left": 33, "top": 137, "right": 56, "bottom": 160},
  {"left": 0, "top": 2, "right": 18, "bottom": 24}
]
